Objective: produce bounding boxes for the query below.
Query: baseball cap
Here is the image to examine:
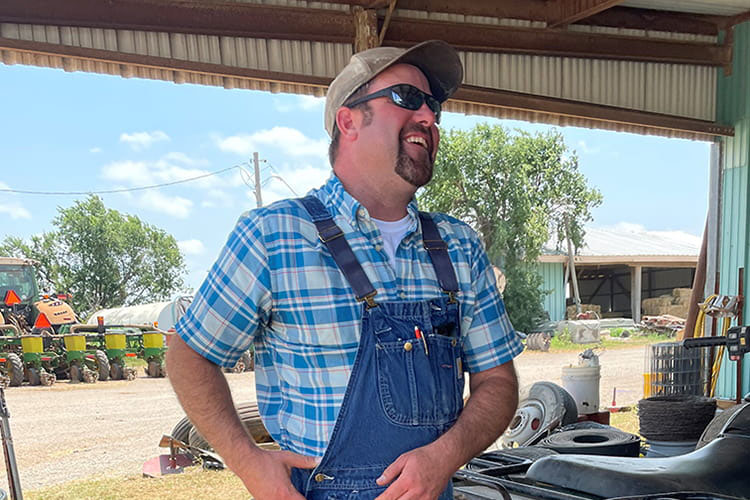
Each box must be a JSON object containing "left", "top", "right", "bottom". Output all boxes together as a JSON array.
[{"left": 324, "top": 40, "right": 463, "bottom": 137}]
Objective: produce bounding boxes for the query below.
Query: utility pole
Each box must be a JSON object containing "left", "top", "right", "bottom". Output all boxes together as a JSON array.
[{"left": 253, "top": 152, "right": 262, "bottom": 208}]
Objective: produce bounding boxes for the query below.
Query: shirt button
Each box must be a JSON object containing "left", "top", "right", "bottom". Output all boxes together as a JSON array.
[
  {"left": 375, "top": 244, "right": 382, "bottom": 252},
  {"left": 399, "top": 291, "right": 407, "bottom": 299},
  {"left": 314, "top": 473, "right": 327, "bottom": 482}
]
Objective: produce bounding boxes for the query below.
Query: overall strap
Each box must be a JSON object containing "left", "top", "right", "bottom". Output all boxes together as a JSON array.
[
  {"left": 418, "top": 212, "right": 459, "bottom": 304},
  {"left": 299, "top": 196, "right": 378, "bottom": 308}
]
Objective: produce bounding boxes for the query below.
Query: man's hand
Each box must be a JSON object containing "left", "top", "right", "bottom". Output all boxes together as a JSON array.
[
  {"left": 234, "top": 448, "right": 318, "bottom": 500},
  {"left": 374, "top": 441, "right": 456, "bottom": 500}
]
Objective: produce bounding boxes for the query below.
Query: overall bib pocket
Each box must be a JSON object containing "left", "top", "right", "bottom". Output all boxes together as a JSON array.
[{"left": 376, "top": 327, "right": 463, "bottom": 426}]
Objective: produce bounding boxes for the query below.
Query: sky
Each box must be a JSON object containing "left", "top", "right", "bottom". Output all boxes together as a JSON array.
[{"left": 0, "top": 63, "right": 712, "bottom": 293}]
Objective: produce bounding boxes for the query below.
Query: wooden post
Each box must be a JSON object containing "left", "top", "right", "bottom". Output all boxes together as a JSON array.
[
  {"left": 353, "top": 7, "right": 378, "bottom": 52},
  {"left": 630, "top": 265, "right": 642, "bottom": 323},
  {"left": 685, "top": 219, "right": 708, "bottom": 339}
]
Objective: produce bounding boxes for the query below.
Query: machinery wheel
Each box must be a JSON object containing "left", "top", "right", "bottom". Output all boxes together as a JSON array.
[
  {"left": 147, "top": 360, "right": 162, "bottom": 378},
  {"left": 188, "top": 403, "right": 274, "bottom": 451},
  {"left": 27, "top": 367, "right": 41, "bottom": 386},
  {"left": 94, "top": 350, "right": 110, "bottom": 381},
  {"left": 6, "top": 353, "right": 24, "bottom": 387},
  {"left": 110, "top": 361, "right": 123, "bottom": 381},
  {"left": 69, "top": 363, "right": 82, "bottom": 383},
  {"left": 171, "top": 416, "right": 193, "bottom": 444}
]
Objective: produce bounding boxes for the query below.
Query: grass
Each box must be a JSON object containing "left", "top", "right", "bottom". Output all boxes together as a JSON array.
[
  {"left": 25, "top": 467, "right": 248, "bottom": 500},
  {"left": 547, "top": 327, "right": 672, "bottom": 352}
]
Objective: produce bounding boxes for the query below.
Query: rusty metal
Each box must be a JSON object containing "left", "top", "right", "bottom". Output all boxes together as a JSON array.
[
  {"left": 737, "top": 267, "right": 744, "bottom": 404},
  {"left": 547, "top": 0, "right": 626, "bottom": 28},
  {"left": 453, "top": 85, "right": 734, "bottom": 138}
]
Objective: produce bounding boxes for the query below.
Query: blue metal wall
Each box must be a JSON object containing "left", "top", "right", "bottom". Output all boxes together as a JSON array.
[
  {"left": 716, "top": 21, "right": 750, "bottom": 400},
  {"left": 538, "top": 262, "right": 565, "bottom": 321}
]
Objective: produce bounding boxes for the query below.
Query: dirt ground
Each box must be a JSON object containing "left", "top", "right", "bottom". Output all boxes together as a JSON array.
[{"left": 0, "top": 345, "right": 647, "bottom": 494}]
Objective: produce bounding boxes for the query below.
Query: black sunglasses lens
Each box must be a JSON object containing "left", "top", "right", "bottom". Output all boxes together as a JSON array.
[{"left": 390, "top": 85, "right": 441, "bottom": 122}]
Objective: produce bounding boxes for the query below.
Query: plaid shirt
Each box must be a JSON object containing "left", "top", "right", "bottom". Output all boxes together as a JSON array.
[{"left": 176, "top": 174, "right": 523, "bottom": 456}]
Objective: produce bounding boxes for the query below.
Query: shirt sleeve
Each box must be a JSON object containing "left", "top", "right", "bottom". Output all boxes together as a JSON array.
[
  {"left": 174, "top": 212, "right": 272, "bottom": 367},
  {"left": 460, "top": 235, "right": 524, "bottom": 373}
]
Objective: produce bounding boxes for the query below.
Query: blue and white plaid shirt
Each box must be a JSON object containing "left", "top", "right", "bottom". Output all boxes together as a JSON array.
[{"left": 176, "top": 174, "right": 523, "bottom": 456}]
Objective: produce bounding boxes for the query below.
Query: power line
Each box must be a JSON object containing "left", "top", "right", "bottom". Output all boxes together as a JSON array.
[{"left": 0, "top": 164, "right": 244, "bottom": 196}]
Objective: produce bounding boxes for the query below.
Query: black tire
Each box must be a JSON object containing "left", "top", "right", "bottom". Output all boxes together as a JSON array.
[
  {"left": 538, "top": 428, "right": 641, "bottom": 457},
  {"left": 170, "top": 416, "right": 193, "bottom": 444},
  {"left": 94, "top": 350, "right": 110, "bottom": 381},
  {"left": 69, "top": 363, "right": 82, "bottom": 383},
  {"left": 188, "top": 403, "right": 273, "bottom": 451},
  {"left": 27, "top": 367, "right": 40, "bottom": 386},
  {"left": 110, "top": 361, "right": 123, "bottom": 381},
  {"left": 147, "top": 360, "right": 161, "bottom": 378},
  {"left": 6, "top": 353, "right": 24, "bottom": 387}
]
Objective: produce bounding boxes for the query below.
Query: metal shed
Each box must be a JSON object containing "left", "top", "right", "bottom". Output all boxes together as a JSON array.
[{"left": 2, "top": 0, "right": 750, "bottom": 401}]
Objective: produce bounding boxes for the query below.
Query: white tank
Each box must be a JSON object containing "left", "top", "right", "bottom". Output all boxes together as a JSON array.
[{"left": 86, "top": 296, "right": 193, "bottom": 330}]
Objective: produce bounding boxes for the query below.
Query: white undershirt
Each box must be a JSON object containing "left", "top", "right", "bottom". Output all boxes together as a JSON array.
[{"left": 372, "top": 215, "right": 411, "bottom": 268}]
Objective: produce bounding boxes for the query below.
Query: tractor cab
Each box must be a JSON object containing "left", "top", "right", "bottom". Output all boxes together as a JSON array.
[{"left": 0, "top": 257, "right": 76, "bottom": 334}]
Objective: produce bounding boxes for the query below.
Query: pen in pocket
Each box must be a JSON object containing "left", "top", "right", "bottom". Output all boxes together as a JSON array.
[{"left": 414, "top": 326, "right": 429, "bottom": 356}]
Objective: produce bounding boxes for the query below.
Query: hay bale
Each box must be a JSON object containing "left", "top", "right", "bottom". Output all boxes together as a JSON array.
[
  {"left": 666, "top": 304, "right": 688, "bottom": 319},
  {"left": 672, "top": 288, "right": 692, "bottom": 300},
  {"left": 642, "top": 297, "right": 673, "bottom": 315},
  {"left": 566, "top": 304, "right": 601, "bottom": 319}
]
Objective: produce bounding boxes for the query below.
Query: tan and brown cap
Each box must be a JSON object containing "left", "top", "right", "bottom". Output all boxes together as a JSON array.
[{"left": 324, "top": 40, "right": 463, "bottom": 137}]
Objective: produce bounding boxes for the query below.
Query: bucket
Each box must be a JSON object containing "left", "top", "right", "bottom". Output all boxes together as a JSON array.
[
  {"left": 645, "top": 439, "right": 697, "bottom": 457},
  {"left": 562, "top": 364, "right": 601, "bottom": 415}
]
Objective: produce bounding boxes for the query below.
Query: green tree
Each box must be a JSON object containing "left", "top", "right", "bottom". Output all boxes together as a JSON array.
[
  {"left": 0, "top": 195, "right": 186, "bottom": 318},
  {"left": 420, "top": 124, "right": 602, "bottom": 333}
]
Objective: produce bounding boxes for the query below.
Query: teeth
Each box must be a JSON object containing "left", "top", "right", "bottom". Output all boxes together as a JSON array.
[{"left": 405, "top": 136, "right": 428, "bottom": 148}]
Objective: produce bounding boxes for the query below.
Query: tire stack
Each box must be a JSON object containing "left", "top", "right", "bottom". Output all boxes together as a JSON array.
[
  {"left": 638, "top": 395, "right": 716, "bottom": 456},
  {"left": 526, "top": 333, "right": 551, "bottom": 352},
  {"left": 171, "top": 401, "right": 276, "bottom": 452}
]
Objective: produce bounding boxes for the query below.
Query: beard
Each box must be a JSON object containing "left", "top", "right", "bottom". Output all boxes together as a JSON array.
[{"left": 394, "top": 126, "right": 434, "bottom": 188}]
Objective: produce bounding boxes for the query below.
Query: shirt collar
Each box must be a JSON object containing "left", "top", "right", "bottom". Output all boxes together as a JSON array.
[{"left": 313, "top": 173, "right": 420, "bottom": 234}]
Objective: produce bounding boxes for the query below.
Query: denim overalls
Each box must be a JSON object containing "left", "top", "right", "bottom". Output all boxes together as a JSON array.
[{"left": 290, "top": 196, "right": 465, "bottom": 499}]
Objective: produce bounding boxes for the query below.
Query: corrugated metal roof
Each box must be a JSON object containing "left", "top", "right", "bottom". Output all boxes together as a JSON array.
[
  {"left": 545, "top": 227, "right": 701, "bottom": 257},
  {"left": 622, "top": 0, "right": 750, "bottom": 16}
]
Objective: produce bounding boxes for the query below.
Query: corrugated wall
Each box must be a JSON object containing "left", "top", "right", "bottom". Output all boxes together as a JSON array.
[
  {"left": 715, "top": 21, "right": 750, "bottom": 401},
  {"left": 538, "top": 262, "right": 565, "bottom": 322}
]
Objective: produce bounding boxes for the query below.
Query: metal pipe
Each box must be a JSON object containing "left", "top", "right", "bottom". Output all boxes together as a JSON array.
[{"left": 0, "top": 387, "right": 23, "bottom": 500}]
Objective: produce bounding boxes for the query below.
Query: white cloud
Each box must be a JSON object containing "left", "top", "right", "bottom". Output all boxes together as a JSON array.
[
  {"left": 138, "top": 191, "right": 193, "bottom": 219},
  {"left": 576, "top": 140, "right": 600, "bottom": 155},
  {"left": 120, "top": 130, "right": 170, "bottom": 151},
  {"left": 0, "top": 182, "right": 31, "bottom": 220},
  {"left": 216, "top": 127, "right": 328, "bottom": 159},
  {"left": 89, "top": 147, "right": 102, "bottom": 154},
  {"left": 178, "top": 239, "right": 206, "bottom": 256},
  {"left": 273, "top": 95, "right": 324, "bottom": 113}
]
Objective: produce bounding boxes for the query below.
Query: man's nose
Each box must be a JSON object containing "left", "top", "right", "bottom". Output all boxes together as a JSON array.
[{"left": 413, "top": 101, "right": 437, "bottom": 127}]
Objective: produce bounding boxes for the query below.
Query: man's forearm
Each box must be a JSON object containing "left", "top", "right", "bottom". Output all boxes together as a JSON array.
[
  {"left": 434, "top": 361, "right": 519, "bottom": 470},
  {"left": 166, "top": 336, "right": 260, "bottom": 469}
]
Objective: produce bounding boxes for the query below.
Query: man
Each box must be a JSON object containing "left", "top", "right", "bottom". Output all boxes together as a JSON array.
[{"left": 168, "top": 40, "right": 523, "bottom": 500}]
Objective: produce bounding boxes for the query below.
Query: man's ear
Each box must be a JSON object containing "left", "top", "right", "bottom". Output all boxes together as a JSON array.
[{"left": 335, "top": 107, "right": 359, "bottom": 141}]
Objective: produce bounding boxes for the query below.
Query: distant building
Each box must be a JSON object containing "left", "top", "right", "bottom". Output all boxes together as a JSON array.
[{"left": 537, "top": 227, "right": 700, "bottom": 322}]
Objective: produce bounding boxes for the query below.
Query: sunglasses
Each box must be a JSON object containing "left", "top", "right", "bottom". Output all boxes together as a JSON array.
[{"left": 345, "top": 84, "right": 441, "bottom": 123}]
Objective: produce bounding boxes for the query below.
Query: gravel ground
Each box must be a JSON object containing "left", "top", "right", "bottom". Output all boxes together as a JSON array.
[{"left": 0, "top": 345, "right": 647, "bottom": 494}]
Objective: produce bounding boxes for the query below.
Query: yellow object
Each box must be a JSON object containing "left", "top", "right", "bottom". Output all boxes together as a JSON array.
[
  {"left": 694, "top": 295, "right": 733, "bottom": 397},
  {"left": 643, "top": 373, "right": 652, "bottom": 398},
  {"left": 64, "top": 334, "right": 86, "bottom": 351},
  {"left": 105, "top": 333, "right": 126, "bottom": 350},
  {"left": 21, "top": 336, "right": 43, "bottom": 353},
  {"left": 143, "top": 332, "right": 164, "bottom": 349}
]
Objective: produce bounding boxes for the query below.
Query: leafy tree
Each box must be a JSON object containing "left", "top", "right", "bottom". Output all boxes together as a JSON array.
[
  {"left": 0, "top": 195, "right": 186, "bottom": 319},
  {"left": 420, "top": 124, "right": 602, "bottom": 333}
]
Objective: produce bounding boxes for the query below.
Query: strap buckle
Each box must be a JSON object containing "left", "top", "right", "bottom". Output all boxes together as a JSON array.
[
  {"left": 357, "top": 290, "right": 378, "bottom": 309},
  {"left": 445, "top": 290, "right": 458, "bottom": 304},
  {"left": 423, "top": 239, "right": 447, "bottom": 251},
  {"left": 318, "top": 225, "right": 344, "bottom": 243}
]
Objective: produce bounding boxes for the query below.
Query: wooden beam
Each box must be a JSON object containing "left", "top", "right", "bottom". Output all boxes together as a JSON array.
[
  {"left": 0, "top": 0, "right": 730, "bottom": 66},
  {"left": 382, "top": 17, "right": 730, "bottom": 66},
  {"left": 453, "top": 85, "right": 734, "bottom": 138},
  {"left": 353, "top": 7, "right": 378, "bottom": 51},
  {"left": 547, "top": 0, "right": 626, "bottom": 29},
  {"left": 581, "top": 7, "right": 722, "bottom": 35}
]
